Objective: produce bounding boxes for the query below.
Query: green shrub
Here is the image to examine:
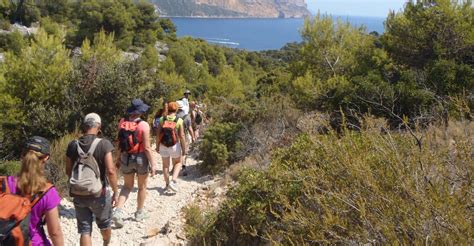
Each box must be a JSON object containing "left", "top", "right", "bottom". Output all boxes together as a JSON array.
[
  {"left": 198, "top": 122, "right": 242, "bottom": 174},
  {"left": 188, "top": 121, "right": 473, "bottom": 244},
  {"left": 183, "top": 204, "right": 217, "bottom": 241},
  {"left": 45, "top": 132, "right": 79, "bottom": 197},
  {"left": 0, "top": 160, "right": 21, "bottom": 176}
]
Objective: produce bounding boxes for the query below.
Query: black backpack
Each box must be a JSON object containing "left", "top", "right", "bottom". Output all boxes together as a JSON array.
[
  {"left": 195, "top": 112, "right": 203, "bottom": 125},
  {"left": 160, "top": 117, "right": 180, "bottom": 147}
]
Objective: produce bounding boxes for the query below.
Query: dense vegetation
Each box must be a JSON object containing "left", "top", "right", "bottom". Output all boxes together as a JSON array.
[
  {"left": 0, "top": 0, "right": 472, "bottom": 244},
  {"left": 0, "top": 0, "right": 176, "bottom": 49}
]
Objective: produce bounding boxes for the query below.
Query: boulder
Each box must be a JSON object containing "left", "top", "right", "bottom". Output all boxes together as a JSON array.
[{"left": 155, "top": 41, "right": 169, "bottom": 55}]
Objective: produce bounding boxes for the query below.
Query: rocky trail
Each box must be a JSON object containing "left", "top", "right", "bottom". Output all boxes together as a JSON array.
[{"left": 58, "top": 145, "right": 221, "bottom": 245}]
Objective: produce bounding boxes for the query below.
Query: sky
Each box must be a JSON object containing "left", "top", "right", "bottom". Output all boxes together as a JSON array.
[{"left": 306, "top": 0, "right": 407, "bottom": 17}]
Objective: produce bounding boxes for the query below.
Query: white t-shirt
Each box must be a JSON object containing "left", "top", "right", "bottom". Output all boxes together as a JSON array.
[{"left": 181, "top": 97, "right": 190, "bottom": 115}]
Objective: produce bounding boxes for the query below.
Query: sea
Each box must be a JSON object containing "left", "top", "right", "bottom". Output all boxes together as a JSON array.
[{"left": 170, "top": 16, "right": 385, "bottom": 51}]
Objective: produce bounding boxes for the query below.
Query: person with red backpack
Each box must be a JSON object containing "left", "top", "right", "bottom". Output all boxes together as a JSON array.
[
  {"left": 113, "top": 99, "right": 157, "bottom": 228},
  {"left": 0, "top": 136, "right": 64, "bottom": 246},
  {"left": 155, "top": 102, "right": 186, "bottom": 192}
]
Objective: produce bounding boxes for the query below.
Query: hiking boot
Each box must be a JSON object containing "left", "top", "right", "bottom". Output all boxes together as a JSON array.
[
  {"left": 135, "top": 210, "right": 148, "bottom": 222},
  {"left": 112, "top": 208, "right": 125, "bottom": 229},
  {"left": 169, "top": 180, "right": 178, "bottom": 192}
]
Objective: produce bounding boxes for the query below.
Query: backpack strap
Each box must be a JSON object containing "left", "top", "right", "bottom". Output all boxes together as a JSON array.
[
  {"left": 0, "top": 176, "right": 11, "bottom": 194},
  {"left": 76, "top": 140, "right": 86, "bottom": 157},
  {"left": 87, "top": 138, "right": 102, "bottom": 155},
  {"left": 30, "top": 183, "right": 54, "bottom": 208},
  {"left": 76, "top": 138, "right": 102, "bottom": 156}
]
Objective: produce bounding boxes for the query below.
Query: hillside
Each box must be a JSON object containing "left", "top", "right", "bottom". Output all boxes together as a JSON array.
[{"left": 151, "top": 0, "right": 311, "bottom": 18}]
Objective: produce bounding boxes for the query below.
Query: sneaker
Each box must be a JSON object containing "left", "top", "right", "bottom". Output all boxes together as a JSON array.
[
  {"left": 135, "top": 210, "right": 148, "bottom": 221},
  {"left": 112, "top": 209, "right": 124, "bottom": 229},
  {"left": 169, "top": 180, "right": 178, "bottom": 192}
]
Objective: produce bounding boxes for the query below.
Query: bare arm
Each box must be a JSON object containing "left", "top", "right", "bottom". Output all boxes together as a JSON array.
[
  {"left": 155, "top": 125, "right": 162, "bottom": 151},
  {"left": 179, "top": 126, "right": 186, "bottom": 155},
  {"left": 188, "top": 124, "right": 195, "bottom": 142},
  {"left": 45, "top": 207, "right": 64, "bottom": 246},
  {"left": 142, "top": 126, "right": 156, "bottom": 175},
  {"left": 104, "top": 152, "right": 119, "bottom": 206},
  {"left": 65, "top": 157, "right": 73, "bottom": 178}
]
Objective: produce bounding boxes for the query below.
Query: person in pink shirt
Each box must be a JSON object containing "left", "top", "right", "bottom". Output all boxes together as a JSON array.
[
  {"left": 7, "top": 136, "right": 64, "bottom": 246},
  {"left": 113, "top": 99, "right": 157, "bottom": 228}
]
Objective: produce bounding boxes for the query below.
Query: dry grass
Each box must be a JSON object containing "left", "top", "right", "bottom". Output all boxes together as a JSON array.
[
  {"left": 185, "top": 118, "right": 474, "bottom": 245},
  {"left": 46, "top": 131, "right": 80, "bottom": 197}
]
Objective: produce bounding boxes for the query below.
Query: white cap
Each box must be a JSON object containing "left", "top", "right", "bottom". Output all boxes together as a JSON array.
[{"left": 84, "top": 113, "right": 101, "bottom": 124}]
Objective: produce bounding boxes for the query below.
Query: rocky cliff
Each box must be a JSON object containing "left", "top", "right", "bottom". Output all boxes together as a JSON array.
[{"left": 152, "top": 0, "right": 311, "bottom": 18}]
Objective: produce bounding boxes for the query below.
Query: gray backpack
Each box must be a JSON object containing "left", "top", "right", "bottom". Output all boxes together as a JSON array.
[{"left": 69, "top": 138, "right": 103, "bottom": 197}]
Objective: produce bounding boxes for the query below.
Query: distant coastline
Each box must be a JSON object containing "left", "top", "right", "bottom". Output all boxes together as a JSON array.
[
  {"left": 160, "top": 15, "right": 384, "bottom": 20},
  {"left": 160, "top": 15, "right": 308, "bottom": 19}
]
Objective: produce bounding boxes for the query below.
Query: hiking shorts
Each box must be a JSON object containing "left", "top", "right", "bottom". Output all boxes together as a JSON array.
[
  {"left": 159, "top": 143, "right": 182, "bottom": 159},
  {"left": 120, "top": 153, "right": 150, "bottom": 175},
  {"left": 73, "top": 194, "right": 112, "bottom": 235}
]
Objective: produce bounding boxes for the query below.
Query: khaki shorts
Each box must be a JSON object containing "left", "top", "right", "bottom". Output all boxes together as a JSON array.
[{"left": 120, "top": 152, "right": 149, "bottom": 175}]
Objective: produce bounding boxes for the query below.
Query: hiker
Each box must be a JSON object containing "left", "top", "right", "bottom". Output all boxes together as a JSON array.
[
  {"left": 177, "top": 100, "right": 195, "bottom": 143},
  {"left": 113, "top": 99, "right": 157, "bottom": 228},
  {"left": 181, "top": 89, "right": 191, "bottom": 115},
  {"left": 153, "top": 100, "right": 168, "bottom": 130},
  {"left": 0, "top": 136, "right": 63, "bottom": 246},
  {"left": 189, "top": 101, "right": 204, "bottom": 139},
  {"left": 66, "top": 113, "right": 118, "bottom": 246},
  {"left": 176, "top": 100, "right": 195, "bottom": 174},
  {"left": 156, "top": 102, "right": 186, "bottom": 192}
]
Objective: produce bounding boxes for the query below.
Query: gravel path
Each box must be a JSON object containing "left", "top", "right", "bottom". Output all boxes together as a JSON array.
[{"left": 58, "top": 146, "right": 212, "bottom": 245}]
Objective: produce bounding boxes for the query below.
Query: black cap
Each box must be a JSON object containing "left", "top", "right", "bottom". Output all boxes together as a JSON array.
[{"left": 25, "top": 136, "right": 50, "bottom": 155}]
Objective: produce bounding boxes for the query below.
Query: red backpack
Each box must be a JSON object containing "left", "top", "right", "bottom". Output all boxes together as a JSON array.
[
  {"left": 160, "top": 117, "right": 180, "bottom": 147},
  {"left": 118, "top": 119, "right": 143, "bottom": 154},
  {"left": 0, "top": 176, "right": 53, "bottom": 246}
]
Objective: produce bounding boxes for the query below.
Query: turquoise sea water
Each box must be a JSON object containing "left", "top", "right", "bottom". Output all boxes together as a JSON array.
[{"left": 171, "top": 16, "right": 385, "bottom": 51}]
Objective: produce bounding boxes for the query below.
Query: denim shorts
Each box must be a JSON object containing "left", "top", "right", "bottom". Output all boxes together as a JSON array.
[
  {"left": 120, "top": 152, "right": 149, "bottom": 175},
  {"left": 73, "top": 195, "right": 112, "bottom": 235}
]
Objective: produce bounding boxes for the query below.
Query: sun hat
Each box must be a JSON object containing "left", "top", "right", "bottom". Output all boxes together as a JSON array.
[
  {"left": 84, "top": 113, "right": 101, "bottom": 125},
  {"left": 127, "top": 99, "right": 150, "bottom": 115},
  {"left": 25, "top": 136, "right": 50, "bottom": 155},
  {"left": 184, "top": 89, "right": 191, "bottom": 95}
]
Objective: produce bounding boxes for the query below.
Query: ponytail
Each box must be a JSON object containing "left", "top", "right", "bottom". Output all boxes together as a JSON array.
[{"left": 18, "top": 150, "right": 47, "bottom": 195}]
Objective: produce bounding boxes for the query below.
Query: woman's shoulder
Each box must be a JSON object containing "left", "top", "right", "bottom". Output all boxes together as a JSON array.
[{"left": 37, "top": 186, "right": 61, "bottom": 212}]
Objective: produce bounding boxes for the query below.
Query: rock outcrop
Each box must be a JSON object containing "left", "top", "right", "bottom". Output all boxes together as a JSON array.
[{"left": 152, "top": 0, "right": 311, "bottom": 18}]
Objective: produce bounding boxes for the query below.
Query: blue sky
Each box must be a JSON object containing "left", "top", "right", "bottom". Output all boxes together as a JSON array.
[{"left": 306, "top": 0, "right": 407, "bottom": 17}]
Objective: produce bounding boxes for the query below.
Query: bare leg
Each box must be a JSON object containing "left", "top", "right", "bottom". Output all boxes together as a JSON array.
[
  {"left": 100, "top": 228, "right": 111, "bottom": 246},
  {"left": 116, "top": 174, "right": 135, "bottom": 209},
  {"left": 162, "top": 157, "right": 170, "bottom": 185},
  {"left": 171, "top": 157, "right": 182, "bottom": 181},
  {"left": 80, "top": 234, "right": 92, "bottom": 246},
  {"left": 136, "top": 174, "right": 148, "bottom": 210}
]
